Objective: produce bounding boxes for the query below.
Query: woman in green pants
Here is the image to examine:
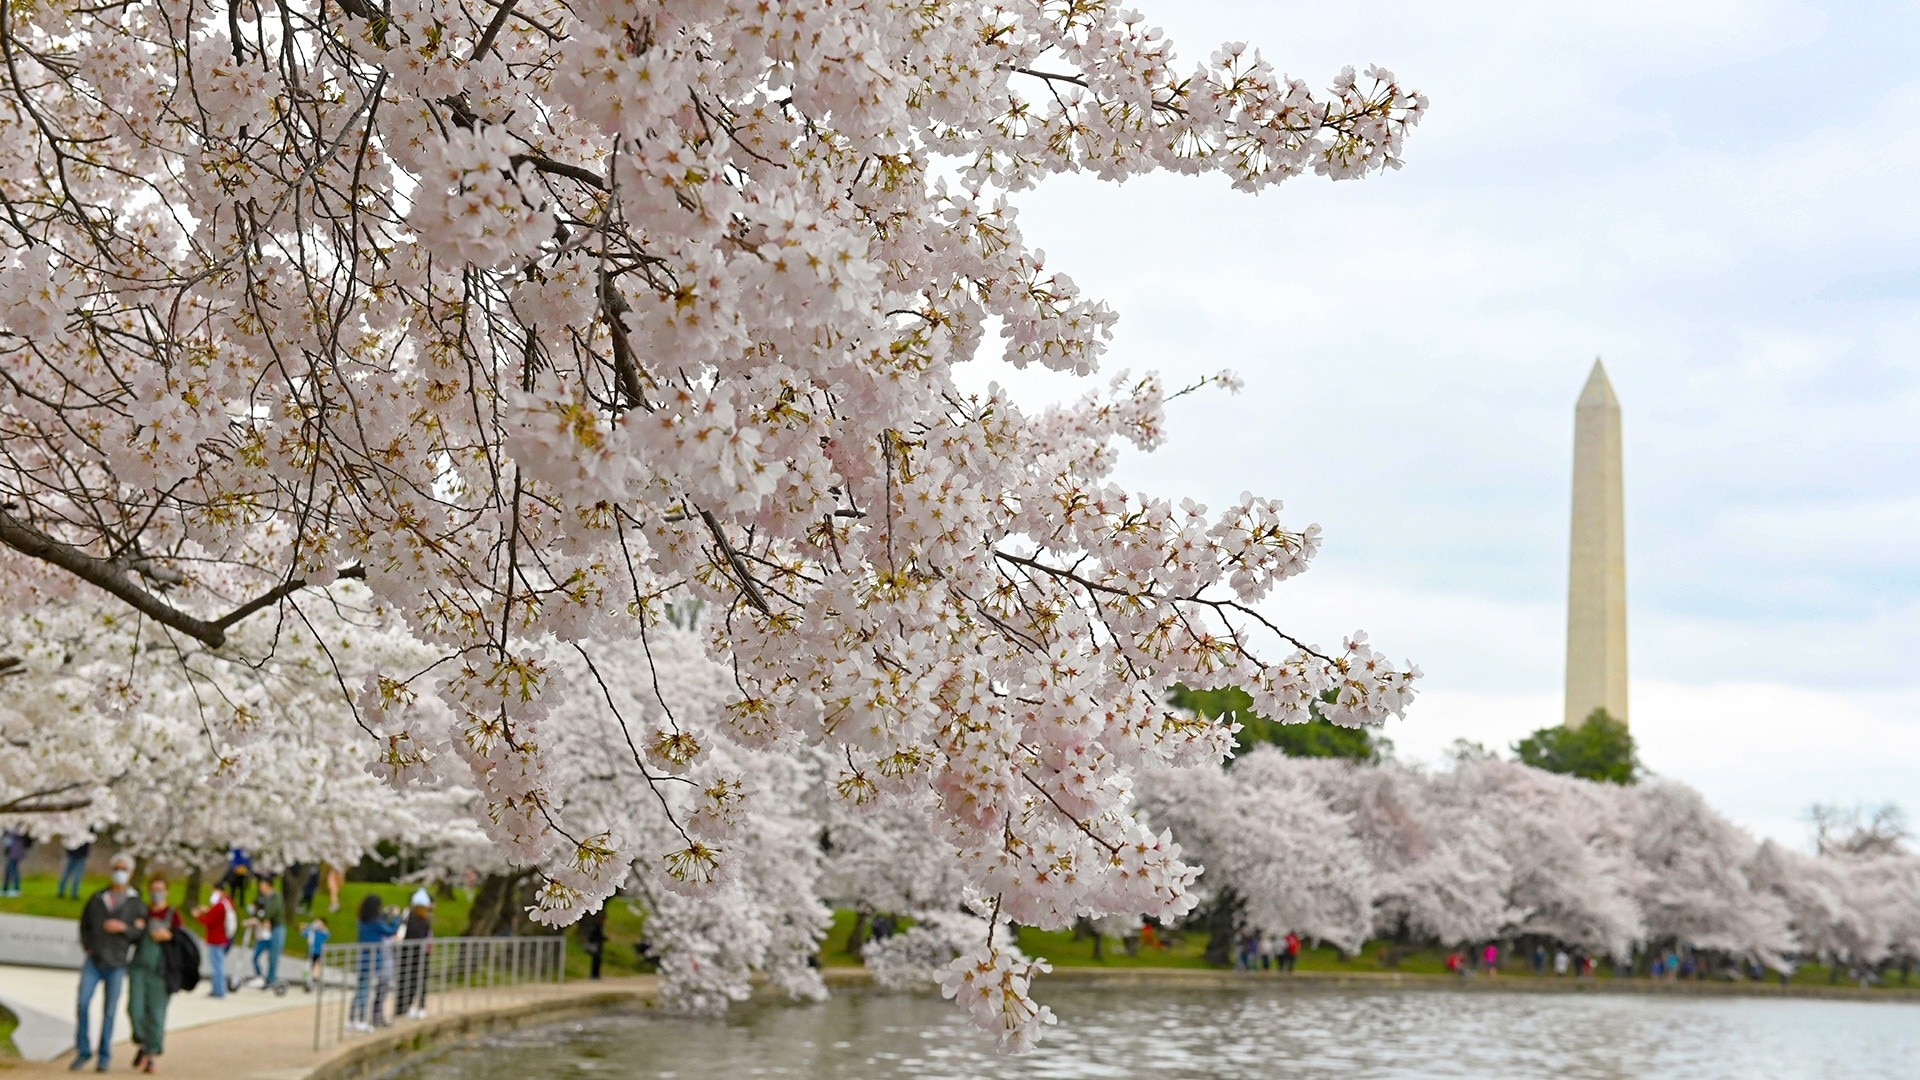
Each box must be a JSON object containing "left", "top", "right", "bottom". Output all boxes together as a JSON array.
[{"left": 130, "top": 876, "right": 184, "bottom": 1073}]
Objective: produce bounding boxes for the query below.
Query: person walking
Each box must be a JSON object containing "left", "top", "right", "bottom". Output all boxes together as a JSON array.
[
  {"left": 1554, "top": 948, "right": 1570, "bottom": 976},
  {"left": 1283, "top": 932, "right": 1301, "bottom": 973},
  {"left": 129, "top": 876, "right": 185, "bottom": 1073},
  {"left": 1483, "top": 943, "right": 1500, "bottom": 976},
  {"left": 73, "top": 853, "right": 146, "bottom": 1072},
  {"left": 192, "top": 884, "right": 237, "bottom": 997},
  {"left": 249, "top": 875, "right": 288, "bottom": 988},
  {"left": 396, "top": 890, "right": 434, "bottom": 1019},
  {"left": 2, "top": 829, "right": 30, "bottom": 896},
  {"left": 57, "top": 840, "right": 91, "bottom": 899}
]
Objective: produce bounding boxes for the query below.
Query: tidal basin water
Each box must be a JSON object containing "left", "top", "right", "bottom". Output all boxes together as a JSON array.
[{"left": 387, "top": 985, "right": 1920, "bottom": 1080}]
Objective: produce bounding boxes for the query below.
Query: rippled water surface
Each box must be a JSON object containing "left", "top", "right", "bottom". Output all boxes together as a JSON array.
[{"left": 388, "top": 984, "right": 1920, "bottom": 1080}]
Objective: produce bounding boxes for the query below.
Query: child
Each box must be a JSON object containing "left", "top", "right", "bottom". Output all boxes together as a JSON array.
[{"left": 303, "top": 916, "right": 331, "bottom": 992}]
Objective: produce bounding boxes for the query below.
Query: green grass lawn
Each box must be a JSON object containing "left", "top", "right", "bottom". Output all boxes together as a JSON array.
[
  {"left": 816, "top": 908, "right": 866, "bottom": 967},
  {"left": 1014, "top": 924, "right": 1214, "bottom": 968},
  {"left": 0, "top": 872, "right": 647, "bottom": 980},
  {"left": 0, "top": 1002, "right": 18, "bottom": 1058},
  {"left": 0, "top": 868, "right": 108, "bottom": 920}
]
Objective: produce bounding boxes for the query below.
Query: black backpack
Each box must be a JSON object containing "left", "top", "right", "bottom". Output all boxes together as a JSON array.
[{"left": 165, "top": 931, "right": 202, "bottom": 994}]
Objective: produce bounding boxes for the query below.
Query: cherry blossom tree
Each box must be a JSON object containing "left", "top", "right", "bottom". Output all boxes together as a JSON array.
[
  {"left": 1749, "top": 839, "right": 1878, "bottom": 974},
  {"left": 0, "top": 591, "right": 446, "bottom": 870},
  {"left": 1140, "top": 747, "right": 1374, "bottom": 954},
  {"left": 485, "top": 620, "right": 834, "bottom": 1011},
  {"left": 1859, "top": 855, "right": 1920, "bottom": 976},
  {"left": 0, "top": 0, "right": 1426, "bottom": 1048},
  {"left": 1630, "top": 781, "right": 1793, "bottom": 965},
  {"left": 1439, "top": 758, "right": 1643, "bottom": 959},
  {"left": 820, "top": 784, "right": 972, "bottom": 958},
  {"left": 1319, "top": 760, "right": 1519, "bottom": 949},
  {"left": 1133, "top": 747, "right": 1915, "bottom": 970}
]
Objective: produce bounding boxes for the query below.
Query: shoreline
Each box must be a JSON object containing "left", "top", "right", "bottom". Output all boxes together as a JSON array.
[
  {"left": 1015, "top": 965, "right": 1920, "bottom": 1003},
  {"left": 821, "top": 964, "right": 1920, "bottom": 1004}
]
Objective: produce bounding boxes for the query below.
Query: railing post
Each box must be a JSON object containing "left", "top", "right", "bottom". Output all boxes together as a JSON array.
[{"left": 314, "top": 943, "right": 329, "bottom": 1051}]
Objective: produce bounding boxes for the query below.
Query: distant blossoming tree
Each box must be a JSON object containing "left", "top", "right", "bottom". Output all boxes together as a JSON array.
[
  {"left": 1148, "top": 739, "right": 1920, "bottom": 977},
  {"left": 0, "top": 593, "right": 446, "bottom": 870},
  {"left": 1140, "top": 748, "right": 1376, "bottom": 954},
  {"left": 0, "top": 0, "right": 1427, "bottom": 1047}
]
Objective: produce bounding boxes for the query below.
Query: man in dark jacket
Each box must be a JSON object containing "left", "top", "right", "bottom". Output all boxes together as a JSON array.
[{"left": 74, "top": 853, "right": 146, "bottom": 1072}]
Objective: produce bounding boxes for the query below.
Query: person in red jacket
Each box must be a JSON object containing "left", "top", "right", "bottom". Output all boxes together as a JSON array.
[{"left": 192, "top": 886, "right": 237, "bottom": 998}]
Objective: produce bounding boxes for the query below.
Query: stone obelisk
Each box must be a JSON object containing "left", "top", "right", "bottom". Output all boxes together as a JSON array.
[{"left": 1565, "top": 360, "right": 1627, "bottom": 728}]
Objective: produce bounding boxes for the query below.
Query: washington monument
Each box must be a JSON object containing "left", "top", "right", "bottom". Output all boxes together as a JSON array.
[{"left": 1565, "top": 360, "right": 1628, "bottom": 728}]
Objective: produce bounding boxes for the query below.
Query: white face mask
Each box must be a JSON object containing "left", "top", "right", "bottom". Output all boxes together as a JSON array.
[
  {"left": 151, "top": 889, "right": 168, "bottom": 907},
  {"left": 110, "top": 869, "right": 131, "bottom": 887}
]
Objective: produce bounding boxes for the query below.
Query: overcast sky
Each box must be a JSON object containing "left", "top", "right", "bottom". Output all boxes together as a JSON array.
[{"left": 984, "top": 0, "right": 1920, "bottom": 847}]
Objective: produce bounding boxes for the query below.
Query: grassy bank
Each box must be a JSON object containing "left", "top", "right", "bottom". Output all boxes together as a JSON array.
[
  {"left": 0, "top": 872, "right": 646, "bottom": 981},
  {"left": 9, "top": 875, "right": 1912, "bottom": 992},
  {"left": 815, "top": 907, "right": 1914, "bottom": 990}
]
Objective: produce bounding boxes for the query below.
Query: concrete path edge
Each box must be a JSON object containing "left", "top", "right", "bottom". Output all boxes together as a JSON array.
[{"left": 305, "top": 989, "right": 655, "bottom": 1080}]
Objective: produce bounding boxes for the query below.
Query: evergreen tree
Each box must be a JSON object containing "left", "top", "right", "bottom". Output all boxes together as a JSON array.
[
  {"left": 1512, "top": 710, "right": 1639, "bottom": 785},
  {"left": 1171, "top": 686, "right": 1385, "bottom": 763}
]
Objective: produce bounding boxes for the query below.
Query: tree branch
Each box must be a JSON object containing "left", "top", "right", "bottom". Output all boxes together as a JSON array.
[
  {"left": 0, "top": 780, "right": 94, "bottom": 815},
  {"left": 0, "top": 507, "right": 365, "bottom": 649},
  {"left": 471, "top": 0, "right": 518, "bottom": 63},
  {"left": 697, "top": 508, "right": 772, "bottom": 615}
]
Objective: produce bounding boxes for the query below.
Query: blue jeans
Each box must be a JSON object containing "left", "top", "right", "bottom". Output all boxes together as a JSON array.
[
  {"left": 350, "top": 945, "right": 389, "bottom": 1025},
  {"left": 208, "top": 942, "right": 228, "bottom": 997},
  {"left": 1, "top": 857, "right": 20, "bottom": 893},
  {"left": 57, "top": 853, "right": 86, "bottom": 898},
  {"left": 252, "top": 925, "right": 286, "bottom": 984},
  {"left": 74, "top": 958, "right": 125, "bottom": 1063}
]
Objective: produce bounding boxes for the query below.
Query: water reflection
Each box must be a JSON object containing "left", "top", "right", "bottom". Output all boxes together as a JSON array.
[{"left": 388, "top": 984, "right": 1920, "bottom": 1079}]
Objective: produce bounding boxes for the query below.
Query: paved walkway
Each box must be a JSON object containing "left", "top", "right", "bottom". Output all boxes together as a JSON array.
[
  {"left": 1, "top": 964, "right": 313, "bottom": 1062},
  {"left": 0, "top": 975, "right": 657, "bottom": 1079}
]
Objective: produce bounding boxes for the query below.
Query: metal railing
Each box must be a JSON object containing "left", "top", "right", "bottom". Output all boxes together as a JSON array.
[{"left": 311, "top": 935, "right": 566, "bottom": 1050}]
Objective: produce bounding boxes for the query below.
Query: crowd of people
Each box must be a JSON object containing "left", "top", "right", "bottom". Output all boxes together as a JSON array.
[
  {"left": 1234, "top": 930, "right": 1305, "bottom": 971},
  {"left": 53, "top": 847, "right": 434, "bottom": 1072}
]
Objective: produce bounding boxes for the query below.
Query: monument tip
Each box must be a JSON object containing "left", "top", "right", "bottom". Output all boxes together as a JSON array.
[{"left": 1577, "top": 358, "right": 1619, "bottom": 410}]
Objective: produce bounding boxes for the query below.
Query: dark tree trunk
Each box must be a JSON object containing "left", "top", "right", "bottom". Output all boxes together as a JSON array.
[
  {"left": 463, "top": 871, "right": 536, "bottom": 937},
  {"left": 1201, "top": 888, "right": 1244, "bottom": 968},
  {"left": 846, "top": 910, "right": 869, "bottom": 957},
  {"left": 284, "top": 864, "right": 313, "bottom": 913}
]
